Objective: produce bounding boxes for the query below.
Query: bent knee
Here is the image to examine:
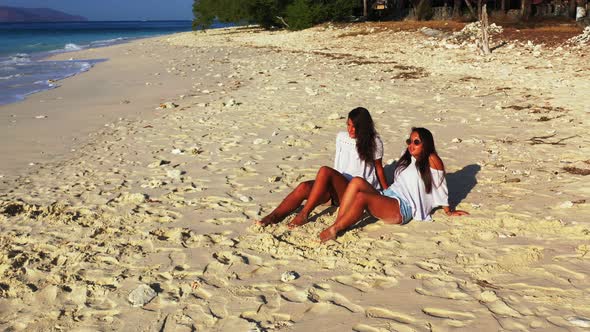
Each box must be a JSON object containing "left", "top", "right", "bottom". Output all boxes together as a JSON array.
[
  {"left": 294, "top": 181, "right": 313, "bottom": 196},
  {"left": 349, "top": 177, "right": 368, "bottom": 187},
  {"left": 318, "top": 166, "right": 337, "bottom": 175},
  {"left": 350, "top": 177, "right": 365, "bottom": 184}
]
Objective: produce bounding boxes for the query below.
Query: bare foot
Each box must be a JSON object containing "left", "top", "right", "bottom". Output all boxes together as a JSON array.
[
  {"left": 287, "top": 213, "right": 309, "bottom": 229},
  {"left": 256, "top": 214, "right": 280, "bottom": 227},
  {"left": 319, "top": 226, "right": 338, "bottom": 243}
]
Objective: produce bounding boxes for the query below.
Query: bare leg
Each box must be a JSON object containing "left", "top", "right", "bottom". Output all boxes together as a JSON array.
[
  {"left": 288, "top": 166, "right": 350, "bottom": 229},
  {"left": 256, "top": 180, "right": 315, "bottom": 226},
  {"left": 334, "top": 177, "right": 380, "bottom": 220},
  {"left": 320, "top": 178, "right": 402, "bottom": 243}
]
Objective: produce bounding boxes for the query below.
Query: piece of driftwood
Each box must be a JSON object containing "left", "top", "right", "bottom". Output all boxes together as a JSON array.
[
  {"left": 480, "top": 4, "right": 491, "bottom": 55},
  {"left": 276, "top": 16, "right": 289, "bottom": 28},
  {"left": 563, "top": 167, "right": 590, "bottom": 176},
  {"left": 527, "top": 134, "right": 578, "bottom": 145}
]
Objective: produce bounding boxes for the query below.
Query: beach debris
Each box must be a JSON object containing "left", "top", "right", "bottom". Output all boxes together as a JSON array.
[
  {"left": 253, "top": 138, "right": 271, "bottom": 145},
  {"left": 304, "top": 122, "right": 320, "bottom": 130},
  {"left": 420, "top": 27, "right": 446, "bottom": 38},
  {"left": 268, "top": 176, "right": 282, "bottom": 183},
  {"left": 563, "top": 166, "right": 590, "bottom": 176},
  {"left": 559, "top": 201, "right": 574, "bottom": 209},
  {"left": 447, "top": 22, "right": 503, "bottom": 44},
  {"left": 503, "top": 178, "right": 521, "bottom": 183},
  {"left": 281, "top": 271, "right": 300, "bottom": 283},
  {"left": 128, "top": 284, "right": 157, "bottom": 307},
  {"left": 148, "top": 159, "right": 170, "bottom": 168},
  {"left": 328, "top": 113, "right": 343, "bottom": 120},
  {"left": 223, "top": 99, "right": 239, "bottom": 107},
  {"left": 166, "top": 169, "right": 183, "bottom": 179},
  {"left": 567, "top": 26, "right": 590, "bottom": 46},
  {"left": 34, "top": 115, "right": 47, "bottom": 119},
  {"left": 158, "top": 102, "right": 178, "bottom": 109},
  {"left": 239, "top": 195, "right": 252, "bottom": 203},
  {"left": 305, "top": 87, "right": 318, "bottom": 96},
  {"left": 115, "top": 193, "right": 148, "bottom": 205},
  {"left": 451, "top": 138, "right": 462, "bottom": 143},
  {"left": 568, "top": 316, "right": 590, "bottom": 328},
  {"left": 189, "top": 146, "right": 203, "bottom": 155},
  {"left": 171, "top": 148, "right": 184, "bottom": 155}
]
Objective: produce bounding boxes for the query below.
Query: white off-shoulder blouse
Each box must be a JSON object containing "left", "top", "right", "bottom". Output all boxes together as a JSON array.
[
  {"left": 389, "top": 155, "right": 449, "bottom": 221},
  {"left": 333, "top": 131, "right": 384, "bottom": 190}
]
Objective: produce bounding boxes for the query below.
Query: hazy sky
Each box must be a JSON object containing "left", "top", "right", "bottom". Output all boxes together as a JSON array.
[{"left": 0, "top": 0, "right": 194, "bottom": 21}]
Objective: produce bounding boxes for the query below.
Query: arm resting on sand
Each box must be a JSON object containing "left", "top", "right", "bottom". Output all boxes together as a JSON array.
[
  {"left": 374, "top": 158, "right": 388, "bottom": 190},
  {"left": 443, "top": 206, "right": 469, "bottom": 216}
]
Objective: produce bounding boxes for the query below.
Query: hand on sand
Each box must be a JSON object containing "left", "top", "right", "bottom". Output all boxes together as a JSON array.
[
  {"left": 256, "top": 214, "right": 280, "bottom": 227},
  {"left": 287, "top": 213, "right": 309, "bottom": 229},
  {"left": 447, "top": 210, "right": 469, "bottom": 216},
  {"left": 319, "top": 226, "right": 337, "bottom": 243}
]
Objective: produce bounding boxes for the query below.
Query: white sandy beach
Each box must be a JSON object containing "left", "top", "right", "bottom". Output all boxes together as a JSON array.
[{"left": 0, "top": 24, "right": 589, "bottom": 331}]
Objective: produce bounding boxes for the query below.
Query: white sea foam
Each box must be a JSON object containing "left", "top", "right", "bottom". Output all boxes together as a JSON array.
[
  {"left": 0, "top": 54, "right": 31, "bottom": 66},
  {"left": 64, "top": 43, "right": 83, "bottom": 51},
  {"left": 0, "top": 74, "right": 21, "bottom": 80},
  {"left": 90, "top": 37, "right": 126, "bottom": 46},
  {"left": 0, "top": 58, "right": 100, "bottom": 106}
]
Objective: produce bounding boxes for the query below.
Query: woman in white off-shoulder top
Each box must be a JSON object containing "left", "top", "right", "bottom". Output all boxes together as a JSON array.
[
  {"left": 320, "top": 127, "right": 469, "bottom": 243},
  {"left": 257, "top": 107, "right": 388, "bottom": 228}
]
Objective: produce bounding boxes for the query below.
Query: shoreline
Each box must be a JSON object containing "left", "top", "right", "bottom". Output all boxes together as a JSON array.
[
  {"left": 0, "top": 20, "right": 207, "bottom": 108},
  {"left": 0, "top": 33, "right": 202, "bottom": 181},
  {"left": 1, "top": 24, "right": 589, "bottom": 331}
]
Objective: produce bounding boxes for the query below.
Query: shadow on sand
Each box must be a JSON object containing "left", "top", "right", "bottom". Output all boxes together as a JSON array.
[
  {"left": 446, "top": 164, "right": 480, "bottom": 209},
  {"left": 350, "top": 163, "right": 481, "bottom": 230},
  {"left": 307, "top": 163, "right": 480, "bottom": 232}
]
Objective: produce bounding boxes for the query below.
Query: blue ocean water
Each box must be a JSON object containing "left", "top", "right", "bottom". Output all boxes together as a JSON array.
[{"left": 0, "top": 21, "right": 230, "bottom": 105}]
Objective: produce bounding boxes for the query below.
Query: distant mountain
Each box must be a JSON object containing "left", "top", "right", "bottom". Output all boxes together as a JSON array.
[{"left": 0, "top": 6, "right": 87, "bottom": 22}]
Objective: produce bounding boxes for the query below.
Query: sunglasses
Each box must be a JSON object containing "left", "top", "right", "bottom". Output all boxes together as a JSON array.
[{"left": 406, "top": 138, "right": 422, "bottom": 146}]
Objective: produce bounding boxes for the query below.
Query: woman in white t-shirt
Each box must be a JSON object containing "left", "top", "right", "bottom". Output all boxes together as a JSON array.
[
  {"left": 319, "top": 127, "right": 469, "bottom": 243},
  {"left": 257, "top": 107, "right": 388, "bottom": 228}
]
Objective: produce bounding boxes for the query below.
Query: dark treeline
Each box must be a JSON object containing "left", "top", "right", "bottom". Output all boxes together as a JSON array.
[
  {"left": 193, "top": 0, "right": 588, "bottom": 31},
  {"left": 192, "top": 0, "right": 361, "bottom": 30}
]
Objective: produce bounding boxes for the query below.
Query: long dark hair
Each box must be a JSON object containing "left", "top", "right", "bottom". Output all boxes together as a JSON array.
[
  {"left": 348, "top": 107, "right": 377, "bottom": 162},
  {"left": 393, "top": 127, "right": 443, "bottom": 193}
]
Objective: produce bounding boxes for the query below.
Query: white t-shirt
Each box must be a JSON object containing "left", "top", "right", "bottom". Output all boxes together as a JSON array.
[
  {"left": 333, "top": 131, "right": 384, "bottom": 189},
  {"left": 389, "top": 155, "right": 449, "bottom": 221}
]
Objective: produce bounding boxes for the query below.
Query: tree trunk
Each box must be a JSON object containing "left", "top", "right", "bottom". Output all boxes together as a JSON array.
[
  {"left": 521, "top": 0, "right": 531, "bottom": 19},
  {"left": 501, "top": 0, "right": 507, "bottom": 12},
  {"left": 478, "top": 0, "right": 483, "bottom": 17},
  {"left": 364, "top": 0, "right": 368, "bottom": 17},
  {"left": 480, "top": 4, "right": 491, "bottom": 55},
  {"left": 464, "top": 0, "right": 477, "bottom": 18},
  {"left": 569, "top": 0, "right": 577, "bottom": 18},
  {"left": 397, "top": 0, "right": 406, "bottom": 19},
  {"left": 453, "top": 0, "right": 463, "bottom": 17}
]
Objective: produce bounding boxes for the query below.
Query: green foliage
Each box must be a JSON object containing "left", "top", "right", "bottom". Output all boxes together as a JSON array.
[
  {"left": 192, "top": 0, "right": 358, "bottom": 31},
  {"left": 285, "top": 0, "right": 315, "bottom": 30},
  {"left": 414, "top": 0, "right": 434, "bottom": 20},
  {"left": 323, "top": 0, "right": 358, "bottom": 21},
  {"left": 192, "top": 0, "right": 215, "bottom": 30},
  {"left": 247, "top": 0, "right": 281, "bottom": 29}
]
